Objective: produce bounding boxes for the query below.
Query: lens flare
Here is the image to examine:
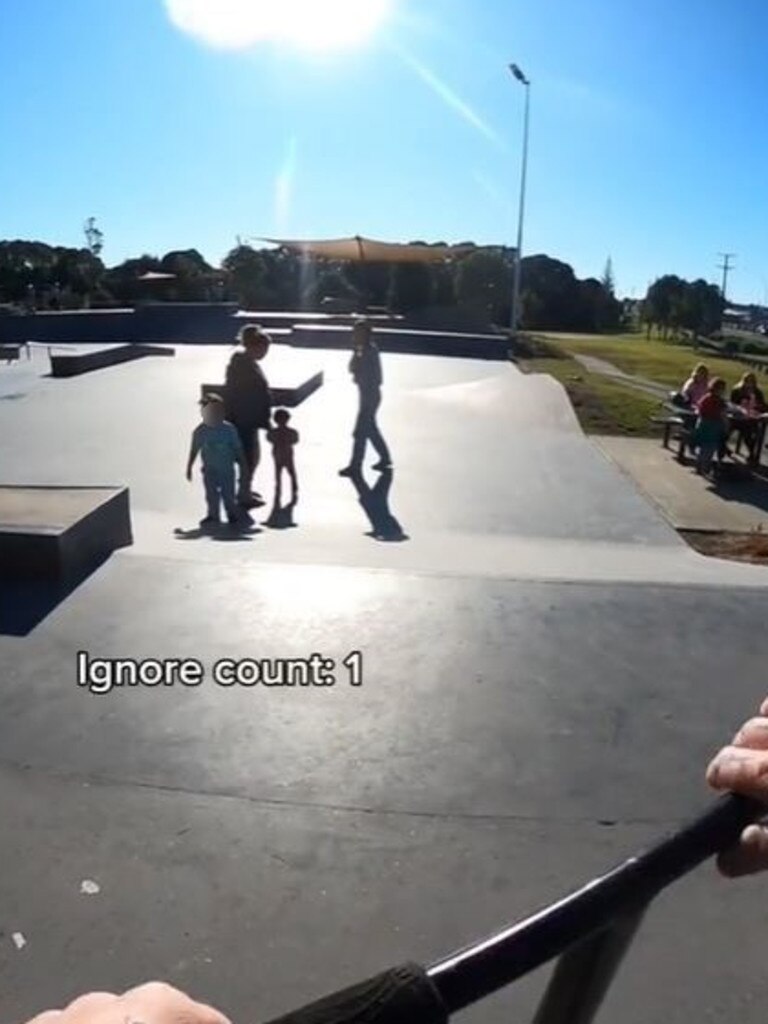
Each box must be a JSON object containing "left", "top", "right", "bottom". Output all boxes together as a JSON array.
[{"left": 165, "top": 0, "right": 392, "bottom": 51}]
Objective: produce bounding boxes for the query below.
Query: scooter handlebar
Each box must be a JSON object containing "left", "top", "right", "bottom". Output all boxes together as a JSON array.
[{"left": 263, "top": 793, "right": 765, "bottom": 1024}]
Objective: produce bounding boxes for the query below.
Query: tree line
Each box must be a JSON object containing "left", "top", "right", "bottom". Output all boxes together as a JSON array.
[
  {"left": 0, "top": 226, "right": 625, "bottom": 333},
  {"left": 641, "top": 275, "right": 724, "bottom": 339}
]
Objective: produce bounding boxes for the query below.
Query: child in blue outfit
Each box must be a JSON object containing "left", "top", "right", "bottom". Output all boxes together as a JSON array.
[{"left": 186, "top": 394, "right": 248, "bottom": 527}]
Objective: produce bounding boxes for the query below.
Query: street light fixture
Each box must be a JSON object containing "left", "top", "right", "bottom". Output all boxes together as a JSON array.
[{"left": 508, "top": 62, "right": 531, "bottom": 336}]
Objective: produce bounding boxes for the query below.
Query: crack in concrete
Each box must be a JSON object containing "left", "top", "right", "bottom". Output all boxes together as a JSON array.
[{"left": 0, "top": 756, "right": 681, "bottom": 830}]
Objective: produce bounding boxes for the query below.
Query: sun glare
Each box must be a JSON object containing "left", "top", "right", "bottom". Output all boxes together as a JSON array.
[{"left": 165, "top": 0, "right": 392, "bottom": 52}]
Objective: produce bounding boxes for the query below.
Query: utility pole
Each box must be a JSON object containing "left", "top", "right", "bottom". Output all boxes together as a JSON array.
[{"left": 717, "top": 253, "right": 736, "bottom": 304}]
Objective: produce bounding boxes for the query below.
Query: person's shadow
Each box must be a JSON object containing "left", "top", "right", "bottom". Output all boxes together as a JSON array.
[
  {"left": 264, "top": 500, "right": 298, "bottom": 530},
  {"left": 174, "top": 522, "right": 261, "bottom": 542},
  {"left": 347, "top": 468, "right": 409, "bottom": 542}
]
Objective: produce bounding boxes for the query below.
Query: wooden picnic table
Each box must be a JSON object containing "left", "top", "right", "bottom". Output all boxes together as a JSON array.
[{"left": 662, "top": 402, "right": 768, "bottom": 466}]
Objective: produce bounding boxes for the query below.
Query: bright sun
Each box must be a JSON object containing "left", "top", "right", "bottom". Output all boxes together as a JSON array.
[{"left": 165, "top": 0, "right": 392, "bottom": 52}]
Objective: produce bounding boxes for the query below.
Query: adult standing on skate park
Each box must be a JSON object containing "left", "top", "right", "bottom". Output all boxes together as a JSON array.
[{"left": 224, "top": 323, "right": 272, "bottom": 509}]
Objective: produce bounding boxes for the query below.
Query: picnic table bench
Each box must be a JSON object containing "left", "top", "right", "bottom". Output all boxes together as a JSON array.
[
  {"left": 653, "top": 402, "right": 768, "bottom": 466},
  {"left": 651, "top": 412, "right": 689, "bottom": 453}
]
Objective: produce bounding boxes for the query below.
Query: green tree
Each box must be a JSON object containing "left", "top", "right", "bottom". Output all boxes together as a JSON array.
[
  {"left": 455, "top": 248, "right": 510, "bottom": 324},
  {"left": 432, "top": 260, "right": 456, "bottom": 306},
  {"left": 83, "top": 217, "right": 104, "bottom": 258},
  {"left": 643, "top": 275, "right": 722, "bottom": 340},
  {"left": 601, "top": 256, "right": 615, "bottom": 296},
  {"left": 54, "top": 247, "right": 104, "bottom": 304},
  {"left": 317, "top": 264, "right": 356, "bottom": 303},
  {"left": 221, "top": 245, "right": 268, "bottom": 307},
  {"left": 343, "top": 261, "right": 391, "bottom": 309},
  {"left": 103, "top": 255, "right": 162, "bottom": 304},
  {"left": 679, "top": 279, "right": 723, "bottom": 337},
  {"left": 389, "top": 262, "right": 435, "bottom": 313},
  {"left": 160, "top": 249, "right": 213, "bottom": 301},
  {"left": 643, "top": 275, "right": 686, "bottom": 339},
  {"left": 578, "top": 277, "right": 621, "bottom": 332},
  {"left": 260, "top": 247, "right": 303, "bottom": 308},
  {"left": 518, "top": 255, "right": 582, "bottom": 330},
  {"left": 0, "top": 239, "right": 105, "bottom": 308}
]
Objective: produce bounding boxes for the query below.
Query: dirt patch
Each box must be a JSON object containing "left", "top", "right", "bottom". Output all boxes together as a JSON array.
[{"left": 680, "top": 530, "right": 768, "bottom": 565}]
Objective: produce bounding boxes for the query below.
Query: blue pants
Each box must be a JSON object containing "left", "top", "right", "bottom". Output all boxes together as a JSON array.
[
  {"left": 202, "top": 465, "right": 237, "bottom": 520},
  {"left": 696, "top": 442, "right": 719, "bottom": 475},
  {"left": 351, "top": 390, "right": 391, "bottom": 468}
]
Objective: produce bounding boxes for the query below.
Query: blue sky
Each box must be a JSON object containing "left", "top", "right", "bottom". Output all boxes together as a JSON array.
[{"left": 1, "top": 0, "right": 767, "bottom": 301}]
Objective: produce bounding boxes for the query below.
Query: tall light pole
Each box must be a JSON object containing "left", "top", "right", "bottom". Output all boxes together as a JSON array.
[{"left": 509, "top": 62, "right": 531, "bottom": 336}]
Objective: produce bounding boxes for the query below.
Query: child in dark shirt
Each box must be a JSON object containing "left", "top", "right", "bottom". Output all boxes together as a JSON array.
[{"left": 266, "top": 408, "right": 299, "bottom": 506}]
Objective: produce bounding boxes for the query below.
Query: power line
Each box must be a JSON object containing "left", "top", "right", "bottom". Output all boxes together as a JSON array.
[{"left": 717, "top": 253, "right": 736, "bottom": 304}]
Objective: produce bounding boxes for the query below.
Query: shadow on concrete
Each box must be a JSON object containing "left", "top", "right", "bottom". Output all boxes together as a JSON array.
[
  {"left": 0, "top": 555, "right": 110, "bottom": 637},
  {"left": 707, "top": 469, "right": 768, "bottom": 515},
  {"left": 347, "top": 469, "right": 409, "bottom": 542},
  {"left": 264, "top": 501, "right": 298, "bottom": 530},
  {"left": 173, "top": 524, "right": 261, "bottom": 542}
]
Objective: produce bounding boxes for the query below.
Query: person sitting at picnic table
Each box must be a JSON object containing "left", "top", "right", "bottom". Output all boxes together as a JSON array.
[
  {"left": 730, "top": 371, "right": 767, "bottom": 463},
  {"left": 675, "top": 362, "right": 710, "bottom": 408},
  {"left": 692, "top": 377, "right": 729, "bottom": 477}
]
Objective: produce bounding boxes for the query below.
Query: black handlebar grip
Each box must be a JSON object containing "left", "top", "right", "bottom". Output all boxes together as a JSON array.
[{"left": 264, "top": 963, "right": 447, "bottom": 1024}]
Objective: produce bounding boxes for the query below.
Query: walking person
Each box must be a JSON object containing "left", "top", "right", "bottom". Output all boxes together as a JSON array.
[
  {"left": 339, "top": 319, "right": 392, "bottom": 477},
  {"left": 224, "top": 324, "right": 272, "bottom": 508}
]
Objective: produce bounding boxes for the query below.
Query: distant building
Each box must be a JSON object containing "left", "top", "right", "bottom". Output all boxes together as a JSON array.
[
  {"left": 723, "top": 307, "right": 752, "bottom": 328},
  {"left": 723, "top": 304, "right": 768, "bottom": 332}
]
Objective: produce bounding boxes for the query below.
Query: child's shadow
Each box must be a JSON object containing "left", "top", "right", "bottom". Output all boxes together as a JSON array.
[
  {"left": 264, "top": 501, "right": 298, "bottom": 530},
  {"left": 174, "top": 523, "right": 262, "bottom": 542}
]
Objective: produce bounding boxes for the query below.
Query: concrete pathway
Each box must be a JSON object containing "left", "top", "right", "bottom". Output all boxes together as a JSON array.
[
  {"left": 572, "top": 353, "right": 670, "bottom": 400},
  {"left": 594, "top": 435, "right": 768, "bottom": 532}
]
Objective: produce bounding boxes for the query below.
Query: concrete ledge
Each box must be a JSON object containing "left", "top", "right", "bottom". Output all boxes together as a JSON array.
[
  {"left": 270, "top": 371, "right": 324, "bottom": 407},
  {"left": 200, "top": 371, "right": 324, "bottom": 409},
  {"left": 0, "top": 486, "right": 133, "bottom": 580},
  {"left": 50, "top": 344, "right": 175, "bottom": 378},
  {"left": 0, "top": 344, "right": 21, "bottom": 363},
  {"left": 289, "top": 324, "right": 511, "bottom": 360}
]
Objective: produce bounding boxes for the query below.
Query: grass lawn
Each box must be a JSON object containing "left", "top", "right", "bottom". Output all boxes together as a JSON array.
[
  {"left": 520, "top": 354, "right": 663, "bottom": 436},
  {"left": 539, "top": 332, "right": 744, "bottom": 389}
]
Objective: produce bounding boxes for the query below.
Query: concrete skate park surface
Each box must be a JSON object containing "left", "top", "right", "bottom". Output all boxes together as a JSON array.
[{"left": 2, "top": 341, "right": 768, "bottom": 1024}]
